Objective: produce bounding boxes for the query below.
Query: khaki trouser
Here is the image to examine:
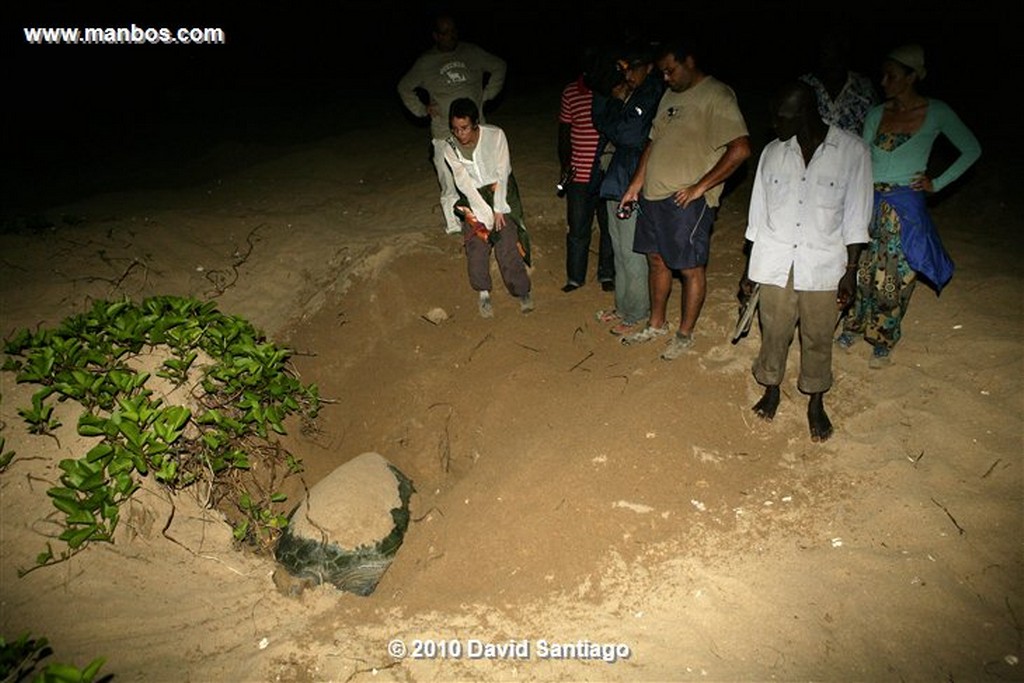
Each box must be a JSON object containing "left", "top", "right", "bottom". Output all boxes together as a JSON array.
[{"left": 753, "top": 269, "right": 838, "bottom": 395}]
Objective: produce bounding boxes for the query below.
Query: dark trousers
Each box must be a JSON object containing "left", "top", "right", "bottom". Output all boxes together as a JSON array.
[
  {"left": 464, "top": 226, "right": 531, "bottom": 297},
  {"left": 565, "top": 182, "right": 613, "bottom": 286}
]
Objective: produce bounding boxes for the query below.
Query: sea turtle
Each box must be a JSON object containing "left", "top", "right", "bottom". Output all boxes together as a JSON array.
[{"left": 273, "top": 452, "right": 414, "bottom": 596}]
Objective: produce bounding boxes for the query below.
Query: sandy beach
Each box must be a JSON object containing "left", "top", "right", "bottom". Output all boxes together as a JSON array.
[{"left": 2, "top": 5, "right": 1022, "bottom": 681}]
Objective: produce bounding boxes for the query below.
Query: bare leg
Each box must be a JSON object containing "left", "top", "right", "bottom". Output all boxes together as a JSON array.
[
  {"left": 678, "top": 265, "right": 707, "bottom": 336},
  {"left": 753, "top": 385, "right": 780, "bottom": 421},
  {"left": 808, "top": 392, "right": 833, "bottom": 442},
  {"left": 647, "top": 253, "right": 672, "bottom": 328}
]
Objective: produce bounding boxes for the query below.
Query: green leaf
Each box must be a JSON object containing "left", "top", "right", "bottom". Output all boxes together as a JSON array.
[
  {"left": 132, "top": 450, "right": 149, "bottom": 476},
  {"left": 50, "top": 495, "right": 82, "bottom": 516},
  {"left": 113, "top": 472, "right": 138, "bottom": 496},
  {"left": 145, "top": 442, "right": 169, "bottom": 457},
  {"left": 266, "top": 406, "right": 286, "bottom": 435},
  {"left": 61, "top": 526, "right": 97, "bottom": 549},
  {"left": 232, "top": 520, "right": 249, "bottom": 541},
  {"left": 229, "top": 450, "right": 251, "bottom": 469},
  {"left": 108, "top": 451, "right": 135, "bottom": 476},
  {"left": 35, "top": 545, "right": 55, "bottom": 566},
  {"left": 82, "top": 657, "right": 107, "bottom": 680},
  {"left": 153, "top": 406, "right": 191, "bottom": 445},
  {"left": 162, "top": 405, "right": 191, "bottom": 431},
  {"left": 101, "top": 501, "right": 120, "bottom": 522},
  {"left": 201, "top": 431, "right": 224, "bottom": 449},
  {"left": 156, "top": 460, "right": 178, "bottom": 483},
  {"left": 47, "top": 486, "right": 80, "bottom": 502},
  {"left": 32, "top": 386, "right": 56, "bottom": 409},
  {"left": 85, "top": 443, "right": 114, "bottom": 463},
  {"left": 119, "top": 420, "right": 142, "bottom": 448},
  {"left": 76, "top": 470, "right": 108, "bottom": 492},
  {"left": 66, "top": 508, "right": 97, "bottom": 525},
  {"left": 77, "top": 413, "right": 108, "bottom": 437},
  {"left": 71, "top": 368, "right": 94, "bottom": 388},
  {"left": 58, "top": 458, "right": 104, "bottom": 490},
  {"left": 104, "top": 413, "right": 121, "bottom": 437},
  {"left": 57, "top": 461, "right": 89, "bottom": 489},
  {"left": 105, "top": 300, "right": 129, "bottom": 318},
  {"left": 197, "top": 409, "right": 222, "bottom": 425}
]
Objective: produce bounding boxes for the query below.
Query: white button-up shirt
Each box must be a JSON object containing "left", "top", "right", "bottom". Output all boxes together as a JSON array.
[
  {"left": 745, "top": 126, "right": 872, "bottom": 291},
  {"left": 442, "top": 124, "right": 512, "bottom": 230}
]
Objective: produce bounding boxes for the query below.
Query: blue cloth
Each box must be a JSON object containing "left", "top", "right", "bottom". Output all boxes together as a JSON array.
[
  {"left": 633, "top": 196, "right": 714, "bottom": 270},
  {"left": 591, "top": 76, "right": 664, "bottom": 201},
  {"left": 877, "top": 185, "right": 954, "bottom": 293}
]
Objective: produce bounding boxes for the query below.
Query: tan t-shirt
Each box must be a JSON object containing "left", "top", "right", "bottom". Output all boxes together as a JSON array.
[{"left": 644, "top": 76, "right": 748, "bottom": 206}]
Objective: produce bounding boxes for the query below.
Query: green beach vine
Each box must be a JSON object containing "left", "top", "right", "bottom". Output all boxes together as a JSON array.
[{"left": 2, "top": 295, "right": 320, "bottom": 570}]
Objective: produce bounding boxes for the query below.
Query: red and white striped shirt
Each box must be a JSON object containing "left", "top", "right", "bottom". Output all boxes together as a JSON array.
[{"left": 558, "top": 76, "right": 601, "bottom": 184}]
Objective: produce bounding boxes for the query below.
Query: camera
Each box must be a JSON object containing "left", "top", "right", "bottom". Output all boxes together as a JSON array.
[
  {"left": 556, "top": 166, "right": 576, "bottom": 196},
  {"left": 616, "top": 201, "right": 638, "bottom": 220}
]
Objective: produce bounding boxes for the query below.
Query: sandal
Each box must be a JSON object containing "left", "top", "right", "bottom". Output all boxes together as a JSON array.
[
  {"left": 869, "top": 345, "right": 891, "bottom": 369},
  {"left": 621, "top": 323, "right": 670, "bottom": 346},
  {"left": 660, "top": 332, "right": 694, "bottom": 360},
  {"left": 609, "top": 320, "right": 639, "bottom": 336},
  {"left": 835, "top": 332, "right": 857, "bottom": 349},
  {"left": 595, "top": 309, "right": 622, "bottom": 324}
]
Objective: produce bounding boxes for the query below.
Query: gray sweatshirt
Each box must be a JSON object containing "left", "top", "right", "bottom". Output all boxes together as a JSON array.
[{"left": 397, "top": 42, "right": 507, "bottom": 140}]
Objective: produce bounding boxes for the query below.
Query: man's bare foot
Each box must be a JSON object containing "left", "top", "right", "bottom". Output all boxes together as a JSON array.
[
  {"left": 753, "top": 385, "right": 780, "bottom": 421},
  {"left": 808, "top": 392, "right": 833, "bottom": 442}
]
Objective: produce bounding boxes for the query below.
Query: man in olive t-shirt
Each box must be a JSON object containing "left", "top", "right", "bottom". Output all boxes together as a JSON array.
[{"left": 620, "top": 39, "right": 751, "bottom": 360}]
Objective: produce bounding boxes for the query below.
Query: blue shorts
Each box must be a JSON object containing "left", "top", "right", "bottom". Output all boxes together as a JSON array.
[{"left": 633, "top": 195, "right": 714, "bottom": 270}]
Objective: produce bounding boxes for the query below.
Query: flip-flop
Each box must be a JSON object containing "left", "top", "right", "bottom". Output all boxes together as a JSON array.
[
  {"left": 595, "top": 309, "right": 621, "bottom": 323},
  {"left": 609, "top": 320, "right": 638, "bottom": 336}
]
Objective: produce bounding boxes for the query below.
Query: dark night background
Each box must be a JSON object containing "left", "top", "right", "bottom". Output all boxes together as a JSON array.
[{"left": 3, "top": 2, "right": 1013, "bottom": 212}]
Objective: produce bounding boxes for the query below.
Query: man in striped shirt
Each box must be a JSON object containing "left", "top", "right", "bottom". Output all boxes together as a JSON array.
[{"left": 559, "top": 69, "right": 614, "bottom": 293}]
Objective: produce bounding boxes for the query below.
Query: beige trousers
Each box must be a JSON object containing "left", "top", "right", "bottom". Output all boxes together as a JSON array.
[{"left": 753, "top": 269, "right": 838, "bottom": 395}]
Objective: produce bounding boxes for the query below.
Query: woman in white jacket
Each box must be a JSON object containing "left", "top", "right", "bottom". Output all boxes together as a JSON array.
[{"left": 442, "top": 98, "right": 533, "bottom": 318}]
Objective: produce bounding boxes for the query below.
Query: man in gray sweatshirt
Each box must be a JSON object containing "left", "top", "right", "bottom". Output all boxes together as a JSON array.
[{"left": 397, "top": 14, "right": 507, "bottom": 234}]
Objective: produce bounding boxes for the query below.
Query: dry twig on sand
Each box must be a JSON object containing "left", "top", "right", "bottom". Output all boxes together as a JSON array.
[
  {"left": 428, "top": 403, "right": 454, "bottom": 474},
  {"left": 205, "top": 224, "right": 266, "bottom": 296},
  {"left": 569, "top": 351, "right": 594, "bottom": 372},
  {"left": 468, "top": 332, "right": 494, "bottom": 362},
  {"left": 931, "top": 497, "right": 966, "bottom": 535}
]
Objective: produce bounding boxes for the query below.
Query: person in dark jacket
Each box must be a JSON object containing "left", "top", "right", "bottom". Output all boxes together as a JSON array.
[{"left": 591, "top": 42, "right": 664, "bottom": 336}]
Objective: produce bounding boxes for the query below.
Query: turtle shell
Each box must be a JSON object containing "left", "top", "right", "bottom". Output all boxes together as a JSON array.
[{"left": 275, "top": 462, "right": 414, "bottom": 596}]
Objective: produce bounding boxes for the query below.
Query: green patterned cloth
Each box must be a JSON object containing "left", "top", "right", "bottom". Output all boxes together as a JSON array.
[{"left": 454, "top": 173, "right": 532, "bottom": 267}]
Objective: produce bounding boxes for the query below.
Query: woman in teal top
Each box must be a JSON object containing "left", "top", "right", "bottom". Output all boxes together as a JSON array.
[{"left": 838, "top": 44, "right": 981, "bottom": 368}]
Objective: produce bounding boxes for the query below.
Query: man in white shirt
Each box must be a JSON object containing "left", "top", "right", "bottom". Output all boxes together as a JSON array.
[{"left": 740, "top": 82, "right": 872, "bottom": 442}]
